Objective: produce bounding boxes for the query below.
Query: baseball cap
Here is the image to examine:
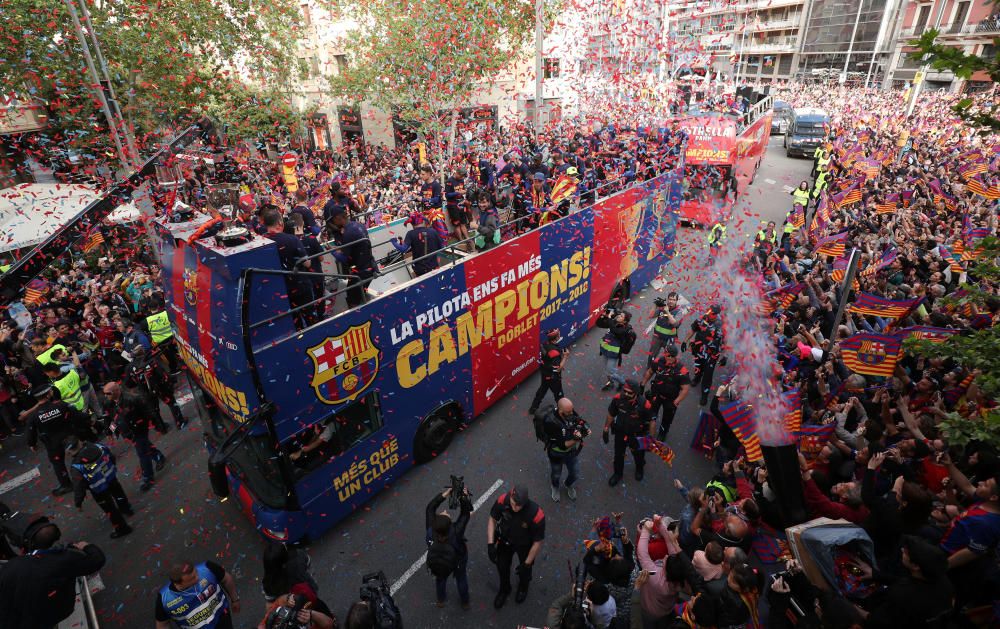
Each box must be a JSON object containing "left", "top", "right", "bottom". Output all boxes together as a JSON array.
[
  {"left": 533, "top": 172, "right": 546, "bottom": 181},
  {"left": 566, "top": 166, "right": 579, "bottom": 176},
  {"left": 510, "top": 484, "right": 530, "bottom": 504},
  {"left": 32, "top": 384, "right": 53, "bottom": 398}
]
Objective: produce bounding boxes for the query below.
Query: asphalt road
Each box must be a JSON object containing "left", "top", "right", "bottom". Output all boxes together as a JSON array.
[{"left": 0, "top": 137, "right": 813, "bottom": 629}]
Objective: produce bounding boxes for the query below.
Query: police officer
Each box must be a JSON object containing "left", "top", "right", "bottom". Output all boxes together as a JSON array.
[
  {"left": 67, "top": 436, "right": 134, "bottom": 538},
  {"left": 647, "top": 292, "right": 684, "bottom": 366},
  {"left": 542, "top": 398, "right": 590, "bottom": 502},
  {"left": 155, "top": 560, "right": 241, "bottom": 629},
  {"left": 599, "top": 311, "right": 631, "bottom": 391},
  {"left": 42, "top": 361, "right": 86, "bottom": 413},
  {"left": 683, "top": 305, "right": 725, "bottom": 406},
  {"left": 143, "top": 294, "right": 179, "bottom": 372},
  {"left": 487, "top": 484, "right": 545, "bottom": 609},
  {"left": 602, "top": 379, "right": 655, "bottom": 486},
  {"left": 325, "top": 203, "right": 376, "bottom": 308},
  {"left": 24, "top": 384, "right": 88, "bottom": 495},
  {"left": 641, "top": 345, "right": 692, "bottom": 440},
  {"left": 528, "top": 328, "right": 568, "bottom": 415},
  {"left": 811, "top": 168, "right": 830, "bottom": 201}
]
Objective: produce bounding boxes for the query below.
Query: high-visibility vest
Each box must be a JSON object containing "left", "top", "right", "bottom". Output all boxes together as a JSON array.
[
  {"left": 146, "top": 311, "right": 173, "bottom": 345},
  {"left": 0, "top": 264, "right": 10, "bottom": 273},
  {"left": 817, "top": 155, "right": 831, "bottom": 171},
  {"left": 813, "top": 146, "right": 824, "bottom": 160},
  {"left": 792, "top": 188, "right": 811, "bottom": 207},
  {"left": 813, "top": 172, "right": 829, "bottom": 195},
  {"left": 653, "top": 311, "right": 678, "bottom": 338},
  {"left": 37, "top": 344, "right": 68, "bottom": 366},
  {"left": 53, "top": 369, "right": 85, "bottom": 411},
  {"left": 706, "top": 479, "right": 737, "bottom": 503},
  {"left": 784, "top": 219, "right": 796, "bottom": 235},
  {"left": 708, "top": 223, "right": 727, "bottom": 245}
]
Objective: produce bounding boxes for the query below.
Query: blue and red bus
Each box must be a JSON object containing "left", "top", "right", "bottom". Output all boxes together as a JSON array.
[{"left": 153, "top": 171, "right": 682, "bottom": 542}]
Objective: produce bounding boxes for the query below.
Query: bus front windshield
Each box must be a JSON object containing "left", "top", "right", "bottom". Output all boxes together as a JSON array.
[
  {"left": 683, "top": 164, "right": 733, "bottom": 202},
  {"left": 189, "top": 379, "right": 288, "bottom": 510}
]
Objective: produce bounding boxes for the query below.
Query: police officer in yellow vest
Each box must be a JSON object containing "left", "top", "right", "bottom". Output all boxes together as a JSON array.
[
  {"left": 812, "top": 169, "right": 830, "bottom": 200},
  {"left": 816, "top": 150, "right": 831, "bottom": 175},
  {"left": 781, "top": 211, "right": 798, "bottom": 254},
  {"left": 37, "top": 343, "right": 69, "bottom": 367},
  {"left": 811, "top": 145, "right": 824, "bottom": 178},
  {"left": 43, "top": 362, "right": 86, "bottom": 413},
  {"left": 143, "top": 295, "right": 179, "bottom": 372},
  {"left": 707, "top": 223, "right": 727, "bottom": 251},
  {"left": 755, "top": 222, "right": 778, "bottom": 248},
  {"left": 791, "top": 181, "right": 811, "bottom": 209}
]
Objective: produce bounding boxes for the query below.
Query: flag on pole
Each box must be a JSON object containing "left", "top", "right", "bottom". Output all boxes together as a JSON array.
[
  {"left": 23, "top": 278, "right": 49, "bottom": 306},
  {"left": 840, "top": 333, "right": 903, "bottom": 376},
  {"left": 783, "top": 390, "right": 802, "bottom": 435},
  {"left": 894, "top": 325, "right": 959, "bottom": 343},
  {"left": 764, "top": 281, "right": 805, "bottom": 313},
  {"left": 718, "top": 400, "right": 763, "bottom": 462},
  {"left": 859, "top": 246, "right": 898, "bottom": 278},
  {"left": 789, "top": 204, "right": 805, "bottom": 229},
  {"left": 847, "top": 293, "right": 923, "bottom": 320},
  {"left": 82, "top": 230, "right": 105, "bottom": 253},
  {"left": 814, "top": 231, "right": 848, "bottom": 258},
  {"left": 549, "top": 174, "right": 579, "bottom": 204}
]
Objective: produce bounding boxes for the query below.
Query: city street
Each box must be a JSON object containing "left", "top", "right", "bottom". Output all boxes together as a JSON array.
[{"left": 0, "top": 137, "right": 812, "bottom": 628}]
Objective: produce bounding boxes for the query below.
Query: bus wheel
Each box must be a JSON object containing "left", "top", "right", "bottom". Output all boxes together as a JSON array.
[{"left": 414, "top": 404, "right": 461, "bottom": 463}]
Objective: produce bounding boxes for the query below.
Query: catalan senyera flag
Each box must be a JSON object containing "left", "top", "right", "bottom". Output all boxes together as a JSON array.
[
  {"left": 765, "top": 281, "right": 805, "bottom": 313},
  {"left": 938, "top": 244, "right": 965, "bottom": 274},
  {"left": 840, "top": 333, "right": 902, "bottom": 377},
  {"left": 814, "top": 231, "right": 848, "bottom": 258},
  {"left": 82, "top": 230, "right": 105, "bottom": 253},
  {"left": 967, "top": 178, "right": 1000, "bottom": 200},
  {"left": 23, "top": 278, "right": 49, "bottom": 306},
  {"left": 875, "top": 199, "right": 897, "bottom": 215},
  {"left": 549, "top": 174, "right": 579, "bottom": 205},
  {"left": 837, "top": 183, "right": 863, "bottom": 209},
  {"left": 848, "top": 293, "right": 922, "bottom": 320},
  {"left": 895, "top": 325, "right": 959, "bottom": 344},
  {"left": 719, "top": 400, "right": 763, "bottom": 462},
  {"left": 789, "top": 204, "right": 805, "bottom": 229},
  {"left": 859, "top": 246, "right": 898, "bottom": 278},
  {"left": 952, "top": 239, "right": 985, "bottom": 262}
]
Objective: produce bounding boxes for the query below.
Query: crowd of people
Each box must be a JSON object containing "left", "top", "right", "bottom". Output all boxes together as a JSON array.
[{"left": 0, "top": 78, "right": 997, "bottom": 629}]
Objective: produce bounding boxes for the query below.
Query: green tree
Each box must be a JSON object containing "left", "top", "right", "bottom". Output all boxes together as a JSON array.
[
  {"left": 1, "top": 0, "right": 307, "bottom": 164},
  {"left": 910, "top": 19, "right": 1000, "bottom": 134},
  {"left": 328, "top": 0, "right": 541, "bottom": 161},
  {"left": 905, "top": 238, "right": 1000, "bottom": 448}
]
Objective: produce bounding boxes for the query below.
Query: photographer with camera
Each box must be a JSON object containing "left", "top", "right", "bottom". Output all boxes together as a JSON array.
[
  {"left": 487, "top": 484, "right": 545, "bottom": 608},
  {"left": 647, "top": 292, "right": 685, "bottom": 367},
  {"left": 545, "top": 577, "right": 616, "bottom": 629},
  {"left": 259, "top": 586, "right": 337, "bottom": 629},
  {"left": 0, "top": 518, "right": 106, "bottom": 629},
  {"left": 599, "top": 311, "right": 635, "bottom": 392},
  {"left": 528, "top": 328, "right": 569, "bottom": 416},
  {"left": 346, "top": 571, "right": 401, "bottom": 629},
  {"left": 425, "top": 481, "right": 472, "bottom": 609},
  {"left": 540, "top": 398, "right": 590, "bottom": 502}
]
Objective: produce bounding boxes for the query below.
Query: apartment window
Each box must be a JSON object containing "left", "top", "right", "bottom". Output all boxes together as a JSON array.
[
  {"left": 914, "top": 4, "right": 930, "bottom": 31},
  {"left": 310, "top": 55, "right": 321, "bottom": 77},
  {"left": 334, "top": 54, "right": 348, "bottom": 75},
  {"left": 543, "top": 58, "right": 561, "bottom": 79},
  {"left": 951, "top": 1, "right": 970, "bottom": 31},
  {"left": 301, "top": 3, "right": 311, "bottom": 27}
]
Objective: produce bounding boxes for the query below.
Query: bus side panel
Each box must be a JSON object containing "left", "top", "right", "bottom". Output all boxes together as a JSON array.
[
  {"left": 463, "top": 229, "right": 544, "bottom": 413},
  {"left": 536, "top": 208, "right": 596, "bottom": 345}
]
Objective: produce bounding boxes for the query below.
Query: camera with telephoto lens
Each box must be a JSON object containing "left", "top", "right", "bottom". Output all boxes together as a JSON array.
[
  {"left": 448, "top": 475, "right": 466, "bottom": 510},
  {"left": 359, "top": 570, "right": 402, "bottom": 629},
  {"left": 654, "top": 297, "right": 667, "bottom": 308},
  {"left": 264, "top": 598, "right": 309, "bottom": 629}
]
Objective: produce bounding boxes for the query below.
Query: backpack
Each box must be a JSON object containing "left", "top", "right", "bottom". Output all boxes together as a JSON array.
[
  {"left": 533, "top": 406, "right": 554, "bottom": 446},
  {"left": 620, "top": 325, "right": 637, "bottom": 354},
  {"left": 426, "top": 538, "right": 459, "bottom": 578}
]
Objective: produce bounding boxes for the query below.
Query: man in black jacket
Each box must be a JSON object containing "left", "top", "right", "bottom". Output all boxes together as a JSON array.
[
  {"left": 0, "top": 521, "right": 106, "bottom": 629},
  {"left": 487, "top": 484, "right": 545, "bottom": 608},
  {"left": 103, "top": 381, "right": 166, "bottom": 491},
  {"left": 602, "top": 380, "right": 655, "bottom": 486},
  {"left": 24, "top": 384, "right": 88, "bottom": 495},
  {"left": 542, "top": 398, "right": 589, "bottom": 503},
  {"left": 425, "top": 486, "right": 472, "bottom": 609}
]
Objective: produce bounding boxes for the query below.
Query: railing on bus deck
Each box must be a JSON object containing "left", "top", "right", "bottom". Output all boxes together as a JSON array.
[
  {"left": 243, "top": 158, "right": 685, "bottom": 344},
  {"left": 740, "top": 94, "right": 774, "bottom": 132}
]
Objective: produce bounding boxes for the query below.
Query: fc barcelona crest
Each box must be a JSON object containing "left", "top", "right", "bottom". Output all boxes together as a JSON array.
[
  {"left": 857, "top": 340, "right": 886, "bottom": 366},
  {"left": 308, "top": 323, "right": 380, "bottom": 405}
]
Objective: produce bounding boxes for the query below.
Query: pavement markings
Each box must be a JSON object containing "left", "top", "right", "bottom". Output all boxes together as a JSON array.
[
  {"left": 389, "top": 477, "right": 504, "bottom": 596},
  {"left": 0, "top": 466, "right": 40, "bottom": 496},
  {"left": 176, "top": 392, "right": 193, "bottom": 405},
  {"left": 764, "top": 178, "right": 776, "bottom": 185}
]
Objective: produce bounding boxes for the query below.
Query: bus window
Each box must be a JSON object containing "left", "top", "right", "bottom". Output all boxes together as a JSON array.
[{"left": 286, "top": 392, "right": 384, "bottom": 475}]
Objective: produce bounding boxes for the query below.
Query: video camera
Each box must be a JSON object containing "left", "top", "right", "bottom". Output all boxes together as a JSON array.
[
  {"left": 0, "top": 502, "right": 57, "bottom": 558},
  {"left": 264, "top": 596, "right": 309, "bottom": 629},
  {"left": 448, "top": 475, "right": 466, "bottom": 510},
  {"left": 572, "top": 562, "right": 590, "bottom": 616},
  {"left": 654, "top": 297, "right": 667, "bottom": 308},
  {"left": 359, "top": 570, "right": 402, "bottom": 629}
]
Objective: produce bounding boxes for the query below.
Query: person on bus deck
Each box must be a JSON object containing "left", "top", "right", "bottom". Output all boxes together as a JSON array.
[
  {"left": 392, "top": 213, "right": 443, "bottom": 277},
  {"left": 288, "top": 188, "right": 319, "bottom": 235},
  {"left": 261, "top": 206, "right": 314, "bottom": 328},
  {"left": 445, "top": 166, "right": 472, "bottom": 249},
  {"left": 286, "top": 212, "right": 325, "bottom": 324},
  {"left": 474, "top": 193, "right": 501, "bottom": 251},
  {"left": 325, "top": 203, "right": 376, "bottom": 309},
  {"left": 418, "top": 164, "right": 442, "bottom": 211}
]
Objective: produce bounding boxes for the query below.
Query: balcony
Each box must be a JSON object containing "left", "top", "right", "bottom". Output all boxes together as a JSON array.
[
  {"left": 740, "top": 36, "right": 798, "bottom": 53},
  {"left": 753, "top": 18, "right": 801, "bottom": 31},
  {"left": 975, "top": 14, "right": 1000, "bottom": 33}
]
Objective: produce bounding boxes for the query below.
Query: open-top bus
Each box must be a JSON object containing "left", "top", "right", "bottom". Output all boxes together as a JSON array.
[{"left": 153, "top": 170, "right": 683, "bottom": 542}]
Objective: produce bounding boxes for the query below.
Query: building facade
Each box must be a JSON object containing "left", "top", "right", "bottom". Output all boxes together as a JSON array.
[{"left": 886, "top": 0, "right": 999, "bottom": 91}]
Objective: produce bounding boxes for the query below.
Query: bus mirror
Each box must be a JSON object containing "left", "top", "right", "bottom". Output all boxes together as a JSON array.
[{"left": 208, "top": 458, "right": 230, "bottom": 498}]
